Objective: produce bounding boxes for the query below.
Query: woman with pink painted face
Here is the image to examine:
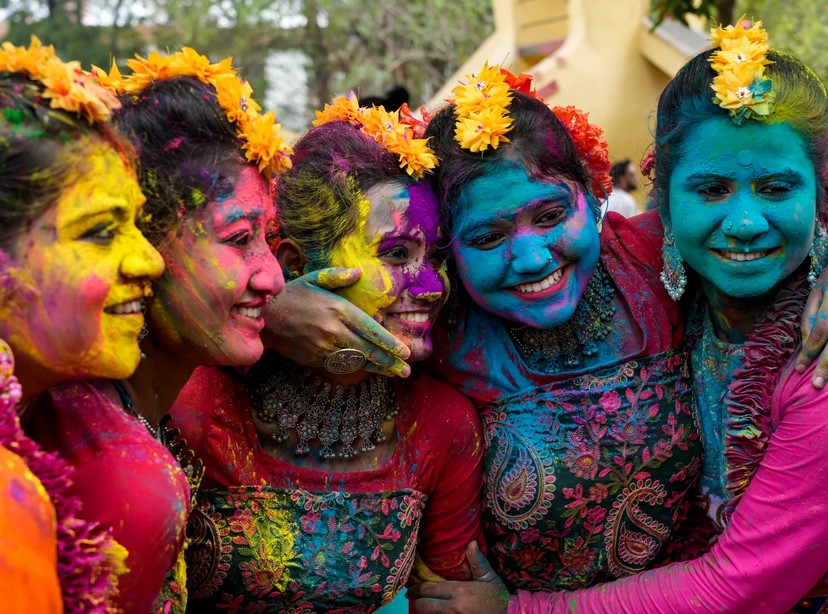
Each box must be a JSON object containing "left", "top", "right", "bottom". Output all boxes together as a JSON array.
[
  {"left": 1, "top": 38, "right": 165, "bottom": 611},
  {"left": 24, "top": 49, "right": 287, "bottom": 613},
  {"left": 170, "top": 99, "right": 485, "bottom": 611}
]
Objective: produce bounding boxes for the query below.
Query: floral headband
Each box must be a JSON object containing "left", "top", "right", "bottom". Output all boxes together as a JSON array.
[
  {"left": 312, "top": 93, "right": 438, "bottom": 180},
  {"left": 709, "top": 17, "right": 775, "bottom": 124},
  {"left": 94, "top": 48, "right": 292, "bottom": 177},
  {"left": 0, "top": 37, "right": 120, "bottom": 124},
  {"left": 450, "top": 62, "right": 612, "bottom": 199}
]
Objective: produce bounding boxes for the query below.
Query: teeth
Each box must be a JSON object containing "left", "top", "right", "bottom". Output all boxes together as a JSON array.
[
  {"left": 514, "top": 267, "right": 564, "bottom": 294},
  {"left": 109, "top": 299, "right": 142, "bottom": 315},
  {"left": 394, "top": 312, "right": 429, "bottom": 323},
  {"left": 233, "top": 306, "right": 263, "bottom": 319},
  {"left": 718, "top": 250, "right": 769, "bottom": 262}
]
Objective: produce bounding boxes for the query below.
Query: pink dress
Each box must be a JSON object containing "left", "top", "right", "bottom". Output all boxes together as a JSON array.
[{"left": 26, "top": 379, "right": 192, "bottom": 613}]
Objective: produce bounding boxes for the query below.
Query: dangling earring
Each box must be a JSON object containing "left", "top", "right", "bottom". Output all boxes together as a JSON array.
[
  {"left": 138, "top": 300, "right": 149, "bottom": 342},
  {"left": 660, "top": 229, "right": 687, "bottom": 301},
  {"left": 807, "top": 222, "right": 828, "bottom": 287}
]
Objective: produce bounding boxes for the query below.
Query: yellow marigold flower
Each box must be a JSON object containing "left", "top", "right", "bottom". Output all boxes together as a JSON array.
[
  {"left": 455, "top": 107, "right": 513, "bottom": 153},
  {"left": 387, "top": 134, "right": 438, "bottom": 179},
  {"left": 169, "top": 47, "right": 235, "bottom": 83},
  {"left": 313, "top": 92, "right": 361, "bottom": 127},
  {"left": 242, "top": 111, "right": 293, "bottom": 175},
  {"left": 123, "top": 50, "right": 176, "bottom": 93},
  {"left": 710, "top": 17, "right": 768, "bottom": 49},
  {"left": 709, "top": 38, "right": 771, "bottom": 73},
  {"left": 90, "top": 60, "right": 125, "bottom": 95},
  {"left": 359, "top": 106, "right": 407, "bottom": 146},
  {"left": 452, "top": 61, "right": 511, "bottom": 114},
  {"left": 215, "top": 74, "right": 260, "bottom": 124}
]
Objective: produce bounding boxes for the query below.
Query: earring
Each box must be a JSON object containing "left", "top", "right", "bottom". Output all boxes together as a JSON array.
[
  {"left": 138, "top": 300, "right": 149, "bottom": 342},
  {"left": 808, "top": 222, "right": 828, "bottom": 287},
  {"left": 660, "top": 229, "right": 687, "bottom": 301}
]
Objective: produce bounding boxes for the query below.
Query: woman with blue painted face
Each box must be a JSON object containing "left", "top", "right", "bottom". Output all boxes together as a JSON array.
[{"left": 409, "top": 21, "right": 828, "bottom": 614}]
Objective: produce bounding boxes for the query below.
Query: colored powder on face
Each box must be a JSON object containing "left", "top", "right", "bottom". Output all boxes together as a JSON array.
[{"left": 327, "top": 194, "right": 396, "bottom": 317}]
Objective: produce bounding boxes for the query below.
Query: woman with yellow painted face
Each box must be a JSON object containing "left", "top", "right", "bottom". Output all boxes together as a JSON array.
[
  {"left": 0, "top": 38, "right": 165, "bottom": 611},
  {"left": 21, "top": 48, "right": 289, "bottom": 613},
  {"left": 169, "top": 97, "right": 485, "bottom": 612}
]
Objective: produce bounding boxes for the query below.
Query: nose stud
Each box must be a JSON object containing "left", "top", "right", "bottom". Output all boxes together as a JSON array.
[{"left": 724, "top": 221, "right": 733, "bottom": 232}]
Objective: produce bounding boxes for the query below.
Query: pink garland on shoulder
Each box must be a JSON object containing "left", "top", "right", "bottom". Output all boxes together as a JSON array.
[
  {"left": 720, "top": 275, "right": 808, "bottom": 523},
  {"left": 0, "top": 344, "right": 117, "bottom": 612}
]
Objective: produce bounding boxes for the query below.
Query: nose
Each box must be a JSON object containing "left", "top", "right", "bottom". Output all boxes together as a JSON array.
[
  {"left": 249, "top": 247, "right": 284, "bottom": 299},
  {"left": 121, "top": 232, "right": 165, "bottom": 280},
  {"left": 409, "top": 264, "right": 446, "bottom": 303},
  {"left": 508, "top": 233, "right": 550, "bottom": 275},
  {"left": 722, "top": 193, "right": 770, "bottom": 243}
]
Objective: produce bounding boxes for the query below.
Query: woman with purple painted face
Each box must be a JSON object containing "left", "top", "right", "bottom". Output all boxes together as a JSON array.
[{"left": 170, "top": 99, "right": 485, "bottom": 611}]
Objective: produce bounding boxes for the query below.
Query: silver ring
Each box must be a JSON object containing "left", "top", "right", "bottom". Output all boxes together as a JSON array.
[
  {"left": 477, "top": 569, "right": 499, "bottom": 583},
  {"left": 323, "top": 348, "right": 367, "bottom": 374}
]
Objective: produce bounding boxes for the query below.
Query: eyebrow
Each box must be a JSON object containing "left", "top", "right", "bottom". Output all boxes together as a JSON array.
[
  {"left": 64, "top": 202, "right": 130, "bottom": 226},
  {"left": 217, "top": 206, "right": 265, "bottom": 226},
  {"left": 684, "top": 168, "right": 807, "bottom": 182}
]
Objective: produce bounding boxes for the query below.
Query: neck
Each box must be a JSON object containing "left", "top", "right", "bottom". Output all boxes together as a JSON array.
[
  {"left": 13, "top": 353, "right": 63, "bottom": 405},
  {"left": 125, "top": 338, "right": 200, "bottom": 426},
  {"left": 702, "top": 282, "right": 770, "bottom": 343}
]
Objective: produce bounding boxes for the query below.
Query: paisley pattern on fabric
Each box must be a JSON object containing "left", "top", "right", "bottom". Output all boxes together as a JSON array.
[
  {"left": 481, "top": 350, "right": 701, "bottom": 591},
  {"left": 186, "top": 486, "right": 426, "bottom": 612}
]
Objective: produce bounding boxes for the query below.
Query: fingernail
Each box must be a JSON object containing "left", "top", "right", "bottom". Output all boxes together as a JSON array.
[
  {"left": 401, "top": 365, "right": 411, "bottom": 378},
  {"left": 796, "top": 363, "right": 806, "bottom": 373},
  {"left": 816, "top": 377, "right": 825, "bottom": 388}
]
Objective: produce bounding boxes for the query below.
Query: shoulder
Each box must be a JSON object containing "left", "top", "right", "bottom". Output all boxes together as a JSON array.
[{"left": 773, "top": 358, "right": 828, "bottom": 427}]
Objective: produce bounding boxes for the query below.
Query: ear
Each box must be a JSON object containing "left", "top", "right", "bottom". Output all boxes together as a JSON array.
[{"left": 275, "top": 238, "right": 308, "bottom": 279}]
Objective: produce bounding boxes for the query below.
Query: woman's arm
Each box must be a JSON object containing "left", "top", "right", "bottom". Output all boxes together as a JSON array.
[
  {"left": 509, "top": 362, "right": 828, "bottom": 613},
  {"left": 261, "top": 267, "right": 412, "bottom": 377}
]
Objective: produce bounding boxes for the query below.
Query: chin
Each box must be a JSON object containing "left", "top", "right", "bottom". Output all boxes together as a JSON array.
[
  {"left": 399, "top": 335, "right": 433, "bottom": 363},
  {"left": 211, "top": 339, "right": 265, "bottom": 367}
]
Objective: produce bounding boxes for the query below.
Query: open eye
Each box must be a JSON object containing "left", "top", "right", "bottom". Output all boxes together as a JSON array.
[
  {"left": 758, "top": 181, "right": 795, "bottom": 199},
  {"left": 467, "top": 231, "right": 506, "bottom": 250},
  {"left": 379, "top": 246, "right": 409, "bottom": 264},
  {"left": 535, "top": 206, "right": 566, "bottom": 226},
  {"left": 224, "top": 231, "right": 252, "bottom": 247},
  {"left": 697, "top": 182, "right": 731, "bottom": 200},
  {"left": 80, "top": 222, "right": 117, "bottom": 244}
]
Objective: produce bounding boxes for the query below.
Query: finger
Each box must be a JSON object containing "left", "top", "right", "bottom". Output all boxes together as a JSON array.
[
  {"left": 305, "top": 267, "right": 362, "bottom": 289},
  {"left": 798, "top": 310, "right": 828, "bottom": 374},
  {"left": 330, "top": 329, "right": 411, "bottom": 378},
  {"left": 798, "top": 289, "right": 825, "bottom": 371},
  {"left": 813, "top": 347, "right": 828, "bottom": 388},
  {"left": 407, "top": 581, "right": 456, "bottom": 601},
  {"left": 344, "top": 311, "right": 411, "bottom": 360},
  {"left": 465, "top": 541, "right": 497, "bottom": 583},
  {"left": 409, "top": 597, "right": 453, "bottom": 614}
]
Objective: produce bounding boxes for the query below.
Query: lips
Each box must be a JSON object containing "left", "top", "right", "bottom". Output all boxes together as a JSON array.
[
  {"left": 712, "top": 248, "right": 777, "bottom": 262},
  {"left": 388, "top": 311, "right": 430, "bottom": 323},
  {"left": 104, "top": 298, "right": 143, "bottom": 315},
  {"left": 231, "top": 303, "right": 264, "bottom": 319}
]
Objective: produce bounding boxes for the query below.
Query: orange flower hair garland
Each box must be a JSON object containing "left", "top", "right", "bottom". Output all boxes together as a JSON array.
[
  {"left": 709, "top": 17, "right": 775, "bottom": 124},
  {"left": 313, "top": 92, "right": 438, "bottom": 180},
  {"left": 94, "top": 48, "right": 293, "bottom": 177},
  {"left": 450, "top": 62, "right": 612, "bottom": 199},
  {"left": 0, "top": 36, "right": 120, "bottom": 124}
]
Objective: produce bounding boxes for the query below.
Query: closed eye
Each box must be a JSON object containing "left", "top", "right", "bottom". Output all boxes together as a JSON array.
[
  {"left": 225, "top": 232, "right": 253, "bottom": 247},
  {"left": 80, "top": 222, "right": 118, "bottom": 244}
]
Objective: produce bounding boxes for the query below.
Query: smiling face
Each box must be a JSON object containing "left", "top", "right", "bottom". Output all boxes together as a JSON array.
[
  {"left": 150, "top": 165, "right": 283, "bottom": 366},
  {"left": 326, "top": 181, "right": 448, "bottom": 361},
  {"left": 450, "top": 161, "right": 601, "bottom": 329},
  {"left": 668, "top": 118, "right": 817, "bottom": 301},
  {"left": 0, "top": 142, "right": 165, "bottom": 380}
]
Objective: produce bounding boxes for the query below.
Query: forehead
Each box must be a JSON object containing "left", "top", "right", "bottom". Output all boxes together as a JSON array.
[
  {"left": 457, "top": 162, "right": 574, "bottom": 225},
  {"left": 55, "top": 145, "right": 144, "bottom": 226},
  {"left": 208, "top": 166, "right": 272, "bottom": 225},
  {"left": 363, "top": 181, "right": 441, "bottom": 237},
  {"left": 674, "top": 118, "right": 812, "bottom": 175}
]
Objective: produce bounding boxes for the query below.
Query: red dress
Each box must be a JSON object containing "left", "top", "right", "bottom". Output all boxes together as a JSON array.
[
  {"left": 171, "top": 366, "right": 484, "bottom": 612},
  {"left": 27, "top": 380, "right": 192, "bottom": 613}
]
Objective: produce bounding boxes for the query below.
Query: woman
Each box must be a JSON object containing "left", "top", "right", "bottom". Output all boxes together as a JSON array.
[
  {"left": 1, "top": 37, "right": 165, "bottom": 610},
  {"left": 272, "top": 65, "right": 704, "bottom": 598},
  {"left": 170, "top": 96, "right": 484, "bottom": 612},
  {"left": 24, "top": 48, "right": 288, "bottom": 612},
  {"left": 412, "top": 20, "right": 828, "bottom": 613}
]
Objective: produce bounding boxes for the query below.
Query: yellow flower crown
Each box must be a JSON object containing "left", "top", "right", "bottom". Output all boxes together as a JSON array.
[
  {"left": 709, "top": 17, "right": 775, "bottom": 124},
  {"left": 312, "top": 92, "right": 438, "bottom": 179},
  {"left": 451, "top": 62, "right": 513, "bottom": 152},
  {"left": 0, "top": 36, "right": 120, "bottom": 124},
  {"left": 93, "top": 48, "right": 292, "bottom": 176}
]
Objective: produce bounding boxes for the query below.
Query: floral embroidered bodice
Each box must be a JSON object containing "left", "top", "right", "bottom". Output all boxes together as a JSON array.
[
  {"left": 480, "top": 349, "right": 701, "bottom": 591},
  {"left": 185, "top": 486, "right": 425, "bottom": 613}
]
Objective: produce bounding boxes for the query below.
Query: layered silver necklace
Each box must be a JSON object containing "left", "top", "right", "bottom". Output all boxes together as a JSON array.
[{"left": 246, "top": 353, "right": 399, "bottom": 460}]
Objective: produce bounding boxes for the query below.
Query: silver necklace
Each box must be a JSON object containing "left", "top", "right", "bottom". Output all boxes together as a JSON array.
[{"left": 246, "top": 354, "right": 399, "bottom": 460}]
